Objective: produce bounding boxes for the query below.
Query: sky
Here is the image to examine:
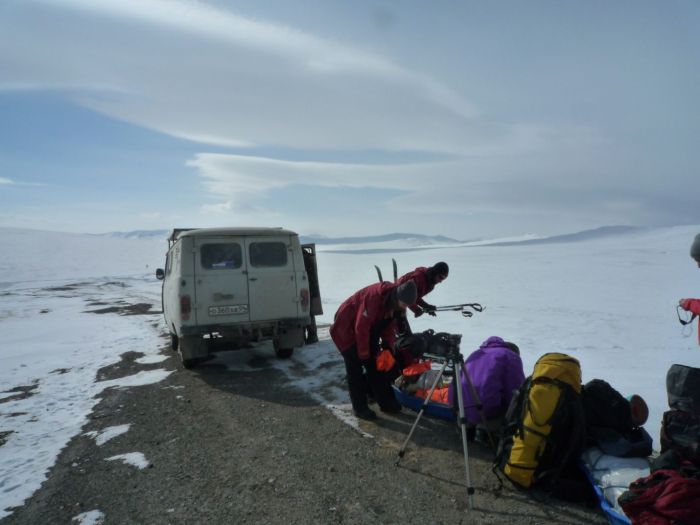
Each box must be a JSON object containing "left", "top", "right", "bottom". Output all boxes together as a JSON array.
[{"left": 0, "top": 0, "right": 698, "bottom": 239}]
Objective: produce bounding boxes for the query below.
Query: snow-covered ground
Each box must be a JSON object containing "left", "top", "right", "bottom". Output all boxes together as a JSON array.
[{"left": 1, "top": 225, "right": 699, "bottom": 519}]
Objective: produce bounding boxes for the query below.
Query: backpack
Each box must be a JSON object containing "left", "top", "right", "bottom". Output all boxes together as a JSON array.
[
  {"left": 494, "top": 353, "right": 586, "bottom": 490},
  {"left": 666, "top": 364, "right": 700, "bottom": 416},
  {"left": 583, "top": 379, "right": 653, "bottom": 458},
  {"left": 583, "top": 379, "right": 634, "bottom": 434}
]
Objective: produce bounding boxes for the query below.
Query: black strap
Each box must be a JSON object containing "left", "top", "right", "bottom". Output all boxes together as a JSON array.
[{"left": 677, "top": 305, "right": 698, "bottom": 326}]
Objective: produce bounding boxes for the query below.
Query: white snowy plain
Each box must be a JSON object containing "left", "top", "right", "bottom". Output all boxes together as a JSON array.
[{"left": 1, "top": 225, "right": 700, "bottom": 519}]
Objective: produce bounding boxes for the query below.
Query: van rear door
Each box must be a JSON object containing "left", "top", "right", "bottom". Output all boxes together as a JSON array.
[
  {"left": 245, "top": 236, "right": 299, "bottom": 321},
  {"left": 193, "top": 236, "right": 250, "bottom": 325}
]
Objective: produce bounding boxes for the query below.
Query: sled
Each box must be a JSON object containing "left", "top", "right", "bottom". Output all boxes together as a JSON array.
[
  {"left": 580, "top": 447, "right": 650, "bottom": 525},
  {"left": 391, "top": 385, "right": 455, "bottom": 421}
]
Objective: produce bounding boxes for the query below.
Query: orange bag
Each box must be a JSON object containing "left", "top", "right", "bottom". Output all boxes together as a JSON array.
[
  {"left": 402, "top": 361, "right": 432, "bottom": 377},
  {"left": 376, "top": 349, "right": 396, "bottom": 372}
]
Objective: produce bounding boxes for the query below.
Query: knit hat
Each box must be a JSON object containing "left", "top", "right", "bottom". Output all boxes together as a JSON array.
[
  {"left": 691, "top": 233, "right": 700, "bottom": 259},
  {"left": 428, "top": 262, "right": 450, "bottom": 283},
  {"left": 394, "top": 280, "right": 417, "bottom": 306},
  {"left": 431, "top": 262, "right": 449, "bottom": 277}
]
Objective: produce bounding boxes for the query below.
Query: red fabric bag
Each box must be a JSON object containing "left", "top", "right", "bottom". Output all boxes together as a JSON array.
[{"left": 618, "top": 469, "right": 700, "bottom": 525}]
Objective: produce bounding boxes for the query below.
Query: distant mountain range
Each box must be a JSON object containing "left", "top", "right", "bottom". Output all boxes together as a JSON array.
[
  {"left": 96, "top": 225, "right": 649, "bottom": 249},
  {"left": 483, "top": 225, "right": 648, "bottom": 247},
  {"left": 299, "top": 232, "right": 463, "bottom": 245},
  {"left": 99, "top": 230, "right": 170, "bottom": 239}
]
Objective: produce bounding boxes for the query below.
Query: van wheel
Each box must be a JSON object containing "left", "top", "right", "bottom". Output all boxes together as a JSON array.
[
  {"left": 179, "top": 335, "right": 205, "bottom": 368},
  {"left": 274, "top": 345, "right": 294, "bottom": 359},
  {"left": 170, "top": 332, "right": 179, "bottom": 351}
]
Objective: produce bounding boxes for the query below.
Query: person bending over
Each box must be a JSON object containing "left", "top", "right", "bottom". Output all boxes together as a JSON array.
[
  {"left": 330, "top": 280, "right": 417, "bottom": 420},
  {"left": 396, "top": 262, "right": 449, "bottom": 318}
]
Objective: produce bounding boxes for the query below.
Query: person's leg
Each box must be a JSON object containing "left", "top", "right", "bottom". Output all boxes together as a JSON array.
[
  {"left": 341, "top": 347, "right": 376, "bottom": 419},
  {"left": 366, "top": 358, "right": 401, "bottom": 413}
]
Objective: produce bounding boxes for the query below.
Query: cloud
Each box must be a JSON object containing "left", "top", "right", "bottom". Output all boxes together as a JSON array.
[
  {"left": 139, "top": 212, "right": 162, "bottom": 220},
  {"left": 0, "top": 178, "right": 14, "bottom": 185},
  {"left": 187, "top": 149, "right": 674, "bottom": 232},
  {"left": 201, "top": 200, "right": 232, "bottom": 215},
  {"left": 0, "top": 0, "right": 558, "bottom": 155}
]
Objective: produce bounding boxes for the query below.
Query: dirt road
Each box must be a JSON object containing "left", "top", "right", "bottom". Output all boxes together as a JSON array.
[{"left": 2, "top": 322, "right": 607, "bottom": 524}]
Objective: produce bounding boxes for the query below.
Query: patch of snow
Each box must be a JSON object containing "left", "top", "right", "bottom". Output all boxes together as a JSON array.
[
  {"left": 134, "top": 354, "right": 168, "bottom": 364},
  {"left": 99, "top": 369, "right": 173, "bottom": 389},
  {"left": 0, "top": 274, "right": 168, "bottom": 518},
  {"left": 105, "top": 452, "right": 152, "bottom": 470},
  {"left": 326, "top": 404, "right": 373, "bottom": 438},
  {"left": 71, "top": 509, "right": 105, "bottom": 525},
  {"left": 84, "top": 424, "right": 131, "bottom": 446}
]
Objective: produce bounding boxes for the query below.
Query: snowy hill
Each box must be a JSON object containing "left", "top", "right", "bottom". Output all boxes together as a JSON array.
[{"left": 100, "top": 230, "right": 169, "bottom": 240}]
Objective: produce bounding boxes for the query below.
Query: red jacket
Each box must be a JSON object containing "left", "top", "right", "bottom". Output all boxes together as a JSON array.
[
  {"left": 680, "top": 299, "right": 700, "bottom": 345},
  {"left": 330, "top": 282, "right": 398, "bottom": 360},
  {"left": 396, "top": 267, "right": 435, "bottom": 315},
  {"left": 681, "top": 298, "right": 700, "bottom": 315}
]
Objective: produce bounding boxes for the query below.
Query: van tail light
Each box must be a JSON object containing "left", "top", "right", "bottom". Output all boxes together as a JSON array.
[
  {"left": 180, "top": 295, "right": 191, "bottom": 320},
  {"left": 300, "top": 289, "right": 310, "bottom": 311}
]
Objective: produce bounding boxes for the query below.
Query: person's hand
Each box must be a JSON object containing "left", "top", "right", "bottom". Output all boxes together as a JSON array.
[
  {"left": 679, "top": 298, "right": 690, "bottom": 310},
  {"left": 424, "top": 304, "right": 437, "bottom": 317}
]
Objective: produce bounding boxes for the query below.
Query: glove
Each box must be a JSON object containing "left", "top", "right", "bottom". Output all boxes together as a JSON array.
[
  {"left": 679, "top": 299, "right": 690, "bottom": 310},
  {"left": 424, "top": 304, "right": 437, "bottom": 317}
]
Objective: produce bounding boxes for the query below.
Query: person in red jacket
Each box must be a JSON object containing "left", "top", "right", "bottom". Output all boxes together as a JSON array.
[
  {"left": 330, "top": 280, "right": 417, "bottom": 420},
  {"left": 396, "top": 262, "right": 449, "bottom": 317},
  {"left": 679, "top": 233, "right": 700, "bottom": 344}
]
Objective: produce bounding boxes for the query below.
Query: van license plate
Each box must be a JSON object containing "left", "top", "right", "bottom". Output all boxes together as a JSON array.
[{"left": 209, "top": 305, "right": 248, "bottom": 316}]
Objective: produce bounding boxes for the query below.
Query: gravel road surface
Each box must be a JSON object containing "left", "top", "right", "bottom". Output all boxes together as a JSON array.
[{"left": 2, "top": 317, "right": 608, "bottom": 525}]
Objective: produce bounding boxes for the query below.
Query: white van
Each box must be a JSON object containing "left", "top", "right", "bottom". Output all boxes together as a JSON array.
[{"left": 155, "top": 227, "right": 322, "bottom": 367}]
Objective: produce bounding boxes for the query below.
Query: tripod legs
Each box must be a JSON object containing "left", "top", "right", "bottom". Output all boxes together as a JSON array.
[
  {"left": 453, "top": 364, "right": 475, "bottom": 509},
  {"left": 396, "top": 359, "right": 449, "bottom": 463},
  {"left": 395, "top": 357, "right": 478, "bottom": 510}
]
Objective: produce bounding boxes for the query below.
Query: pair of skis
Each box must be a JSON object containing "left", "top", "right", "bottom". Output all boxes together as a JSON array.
[{"left": 374, "top": 258, "right": 398, "bottom": 283}]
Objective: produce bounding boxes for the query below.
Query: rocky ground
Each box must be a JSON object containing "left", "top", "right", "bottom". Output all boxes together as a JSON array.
[{"left": 1, "top": 316, "right": 608, "bottom": 525}]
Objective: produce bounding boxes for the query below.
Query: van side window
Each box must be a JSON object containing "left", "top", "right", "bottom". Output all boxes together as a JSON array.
[
  {"left": 201, "top": 243, "right": 243, "bottom": 269},
  {"left": 249, "top": 242, "right": 288, "bottom": 268}
]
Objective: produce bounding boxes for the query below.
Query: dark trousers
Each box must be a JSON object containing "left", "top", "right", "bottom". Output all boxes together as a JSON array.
[{"left": 341, "top": 346, "right": 397, "bottom": 412}]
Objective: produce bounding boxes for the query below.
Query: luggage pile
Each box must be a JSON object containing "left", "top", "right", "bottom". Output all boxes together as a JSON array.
[{"left": 617, "top": 364, "right": 700, "bottom": 525}]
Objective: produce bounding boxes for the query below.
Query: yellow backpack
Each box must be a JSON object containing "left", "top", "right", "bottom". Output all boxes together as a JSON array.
[{"left": 495, "top": 353, "right": 585, "bottom": 489}]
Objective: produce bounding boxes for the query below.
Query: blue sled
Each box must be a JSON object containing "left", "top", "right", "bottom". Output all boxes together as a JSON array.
[
  {"left": 392, "top": 385, "right": 455, "bottom": 421},
  {"left": 579, "top": 461, "right": 632, "bottom": 525}
]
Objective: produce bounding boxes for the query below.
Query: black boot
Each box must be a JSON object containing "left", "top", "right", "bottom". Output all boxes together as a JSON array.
[{"left": 354, "top": 406, "right": 378, "bottom": 420}]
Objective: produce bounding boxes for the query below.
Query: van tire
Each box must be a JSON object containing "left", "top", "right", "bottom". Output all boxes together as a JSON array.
[
  {"left": 182, "top": 357, "right": 197, "bottom": 369},
  {"left": 274, "top": 345, "right": 294, "bottom": 359},
  {"left": 179, "top": 335, "right": 206, "bottom": 368}
]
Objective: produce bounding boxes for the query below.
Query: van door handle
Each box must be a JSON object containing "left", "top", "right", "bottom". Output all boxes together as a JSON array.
[{"left": 249, "top": 277, "right": 258, "bottom": 281}]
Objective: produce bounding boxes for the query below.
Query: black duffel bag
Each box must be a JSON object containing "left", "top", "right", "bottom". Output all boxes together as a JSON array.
[
  {"left": 660, "top": 409, "right": 700, "bottom": 464},
  {"left": 667, "top": 364, "right": 700, "bottom": 416}
]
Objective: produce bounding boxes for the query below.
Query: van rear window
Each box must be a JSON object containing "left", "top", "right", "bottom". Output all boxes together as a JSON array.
[
  {"left": 201, "top": 243, "right": 243, "bottom": 269},
  {"left": 249, "top": 242, "right": 288, "bottom": 267}
]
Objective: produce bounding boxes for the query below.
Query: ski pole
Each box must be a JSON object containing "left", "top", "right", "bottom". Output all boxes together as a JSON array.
[{"left": 433, "top": 303, "right": 484, "bottom": 317}]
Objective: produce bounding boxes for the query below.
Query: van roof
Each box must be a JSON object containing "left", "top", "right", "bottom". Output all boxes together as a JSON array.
[{"left": 172, "top": 227, "right": 298, "bottom": 241}]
